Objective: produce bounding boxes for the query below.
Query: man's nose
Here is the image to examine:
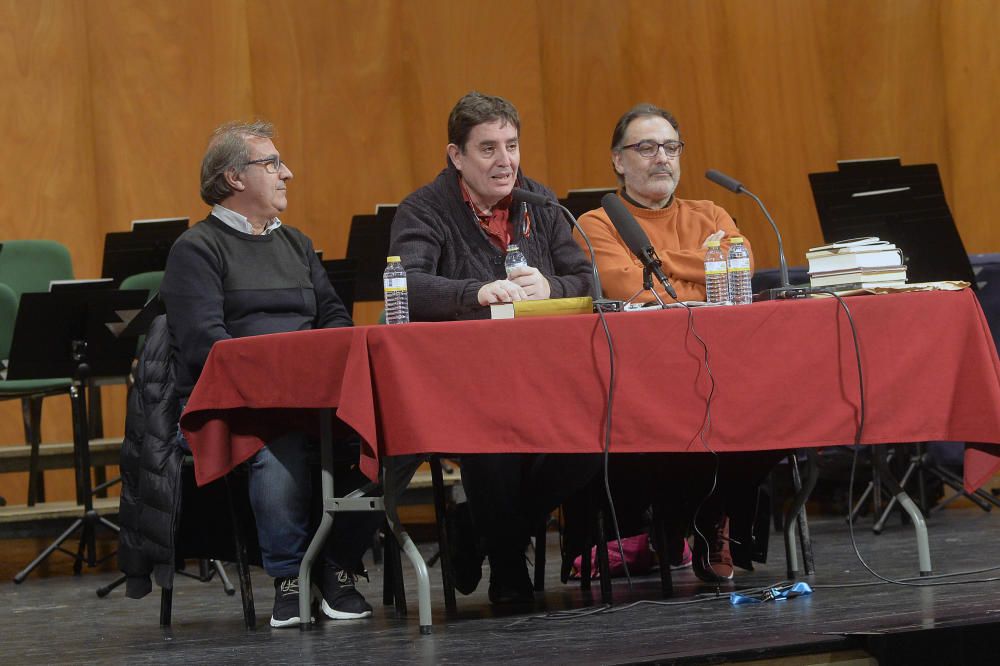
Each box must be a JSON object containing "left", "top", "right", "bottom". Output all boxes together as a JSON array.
[{"left": 281, "top": 164, "right": 294, "bottom": 180}]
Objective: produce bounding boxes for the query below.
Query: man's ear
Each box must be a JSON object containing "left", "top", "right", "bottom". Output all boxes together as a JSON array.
[
  {"left": 224, "top": 168, "right": 245, "bottom": 191},
  {"left": 446, "top": 143, "right": 463, "bottom": 172},
  {"left": 611, "top": 151, "right": 625, "bottom": 179}
]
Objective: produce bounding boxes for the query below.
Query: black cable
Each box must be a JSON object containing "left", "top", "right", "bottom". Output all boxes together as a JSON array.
[
  {"left": 819, "top": 290, "right": 1000, "bottom": 589},
  {"left": 677, "top": 301, "right": 724, "bottom": 591},
  {"left": 594, "top": 304, "right": 631, "bottom": 587}
]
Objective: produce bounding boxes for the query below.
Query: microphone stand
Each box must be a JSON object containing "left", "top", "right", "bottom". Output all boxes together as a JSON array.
[{"left": 550, "top": 201, "right": 624, "bottom": 313}]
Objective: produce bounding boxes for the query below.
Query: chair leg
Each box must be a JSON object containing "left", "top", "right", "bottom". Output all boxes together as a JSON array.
[
  {"left": 159, "top": 587, "right": 173, "bottom": 627},
  {"left": 22, "top": 396, "right": 44, "bottom": 506},
  {"left": 383, "top": 529, "right": 407, "bottom": 617},
  {"left": 225, "top": 476, "right": 255, "bottom": 630},
  {"left": 791, "top": 454, "right": 816, "bottom": 575},
  {"left": 651, "top": 503, "right": 674, "bottom": 598},
  {"left": 594, "top": 507, "right": 613, "bottom": 604},
  {"left": 533, "top": 515, "right": 547, "bottom": 592},
  {"left": 430, "top": 457, "right": 457, "bottom": 614}
]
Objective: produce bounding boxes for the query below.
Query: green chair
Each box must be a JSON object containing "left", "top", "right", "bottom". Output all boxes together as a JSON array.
[
  {"left": 119, "top": 270, "right": 164, "bottom": 300},
  {"left": 0, "top": 239, "right": 75, "bottom": 505},
  {"left": 0, "top": 282, "right": 73, "bottom": 505},
  {"left": 0, "top": 239, "right": 73, "bottom": 299},
  {"left": 119, "top": 271, "right": 165, "bottom": 356}
]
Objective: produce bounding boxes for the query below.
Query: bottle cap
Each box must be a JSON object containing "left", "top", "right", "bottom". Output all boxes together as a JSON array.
[
  {"left": 387, "top": 255, "right": 401, "bottom": 262},
  {"left": 706, "top": 239, "right": 721, "bottom": 247},
  {"left": 506, "top": 244, "right": 519, "bottom": 251},
  {"left": 731, "top": 237, "right": 743, "bottom": 243}
]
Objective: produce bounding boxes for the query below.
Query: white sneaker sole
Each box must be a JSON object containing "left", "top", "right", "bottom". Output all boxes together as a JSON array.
[
  {"left": 270, "top": 614, "right": 315, "bottom": 628},
  {"left": 321, "top": 599, "right": 372, "bottom": 620}
]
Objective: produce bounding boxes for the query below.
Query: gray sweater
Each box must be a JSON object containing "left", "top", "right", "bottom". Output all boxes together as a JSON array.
[{"left": 389, "top": 160, "right": 593, "bottom": 321}]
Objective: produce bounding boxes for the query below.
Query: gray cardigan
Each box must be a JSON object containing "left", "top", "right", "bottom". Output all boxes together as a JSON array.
[{"left": 389, "top": 160, "right": 593, "bottom": 321}]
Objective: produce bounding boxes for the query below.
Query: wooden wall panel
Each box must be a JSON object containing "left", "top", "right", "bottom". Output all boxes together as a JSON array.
[
  {"left": 940, "top": 0, "right": 1000, "bottom": 252},
  {"left": 244, "top": 0, "right": 413, "bottom": 259},
  {"left": 84, "top": 0, "right": 255, "bottom": 272},
  {"left": 0, "top": 0, "right": 98, "bottom": 502},
  {"left": 2, "top": 0, "right": 1000, "bottom": 502},
  {"left": 395, "top": 0, "right": 550, "bottom": 185}
]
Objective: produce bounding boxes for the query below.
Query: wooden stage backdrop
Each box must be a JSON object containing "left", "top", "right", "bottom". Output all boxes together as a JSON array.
[{"left": 1, "top": 0, "right": 998, "bottom": 503}]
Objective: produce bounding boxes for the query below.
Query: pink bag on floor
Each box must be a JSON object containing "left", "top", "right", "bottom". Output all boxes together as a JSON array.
[{"left": 570, "top": 532, "right": 656, "bottom": 579}]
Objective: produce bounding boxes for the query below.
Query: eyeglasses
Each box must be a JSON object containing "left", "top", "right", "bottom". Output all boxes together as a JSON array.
[
  {"left": 245, "top": 155, "right": 286, "bottom": 174},
  {"left": 620, "top": 140, "right": 685, "bottom": 159}
]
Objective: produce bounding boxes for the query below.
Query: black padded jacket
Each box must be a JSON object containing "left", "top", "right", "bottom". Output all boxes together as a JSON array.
[{"left": 117, "top": 314, "right": 184, "bottom": 599}]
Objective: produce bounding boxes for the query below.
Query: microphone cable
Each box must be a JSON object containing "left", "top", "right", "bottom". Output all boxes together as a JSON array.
[
  {"left": 819, "top": 289, "right": 1000, "bottom": 589},
  {"left": 676, "top": 301, "right": 725, "bottom": 592},
  {"left": 593, "top": 302, "right": 631, "bottom": 587}
]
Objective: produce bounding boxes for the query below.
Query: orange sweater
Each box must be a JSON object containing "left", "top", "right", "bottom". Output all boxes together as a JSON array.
[{"left": 575, "top": 197, "right": 753, "bottom": 303}]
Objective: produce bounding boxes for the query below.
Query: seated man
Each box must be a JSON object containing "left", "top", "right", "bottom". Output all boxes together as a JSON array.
[
  {"left": 389, "top": 92, "right": 599, "bottom": 603},
  {"left": 577, "top": 103, "right": 775, "bottom": 582},
  {"left": 160, "top": 121, "right": 380, "bottom": 627}
]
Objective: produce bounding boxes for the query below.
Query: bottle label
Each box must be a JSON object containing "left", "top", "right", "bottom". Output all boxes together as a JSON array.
[
  {"left": 705, "top": 261, "right": 727, "bottom": 275},
  {"left": 729, "top": 258, "right": 751, "bottom": 271},
  {"left": 384, "top": 277, "right": 407, "bottom": 291}
]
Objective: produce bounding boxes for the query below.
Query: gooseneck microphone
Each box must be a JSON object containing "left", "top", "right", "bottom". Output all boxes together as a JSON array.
[
  {"left": 599, "top": 192, "right": 679, "bottom": 301},
  {"left": 510, "top": 187, "right": 610, "bottom": 305},
  {"left": 705, "top": 169, "right": 791, "bottom": 290}
]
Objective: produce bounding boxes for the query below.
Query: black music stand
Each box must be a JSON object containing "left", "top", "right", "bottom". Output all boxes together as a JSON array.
[
  {"left": 346, "top": 205, "right": 396, "bottom": 301},
  {"left": 559, "top": 187, "right": 616, "bottom": 224},
  {"left": 322, "top": 257, "right": 359, "bottom": 315},
  {"left": 101, "top": 219, "right": 188, "bottom": 285},
  {"left": 10, "top": 288, "right": 148, "bottom": 582},
  {"left": 810, "top": 159, "right": 984, "bottom": 529},
  {"left": 808, "top": 159, "right": 976, "bottom": 285}
]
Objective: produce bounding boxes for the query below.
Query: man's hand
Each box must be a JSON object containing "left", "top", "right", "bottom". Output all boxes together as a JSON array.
[
  {"left": 702, "top": 230, "right": 726, "bottom": 248},
  {"left": 478, "top": 279, "right": 529, "bottom": 305},
  {"left": 507, "top": 266, "right": 551, "bottom": 300}
]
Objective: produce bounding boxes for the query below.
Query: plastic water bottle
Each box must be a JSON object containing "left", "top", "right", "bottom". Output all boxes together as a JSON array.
[
  {"left": 383, "top": 256, "right": 409, "bottom": 324},
  {"left": 704, "top": 239, "right": 730, "bottom": 304},
  {"left": 504, "top": 244, "right": 527, "bottom": 276},
  {"left": 727, "top": 237, "right": 752, "bottom": 305}
]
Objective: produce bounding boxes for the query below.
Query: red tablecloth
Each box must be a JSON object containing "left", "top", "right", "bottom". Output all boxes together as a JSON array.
[{"left": 181, "top": 289, "right": 1000, "bottom": 492}]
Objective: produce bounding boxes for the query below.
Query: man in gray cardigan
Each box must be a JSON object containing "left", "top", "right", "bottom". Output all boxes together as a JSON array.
[{"left": 389, "top": 92, "right": 598, "bottom": 604}]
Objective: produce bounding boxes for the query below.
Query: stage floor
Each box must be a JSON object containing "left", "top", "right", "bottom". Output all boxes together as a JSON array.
[{"left": 4, "top": 509, "right": 1000, "bottom": 665}]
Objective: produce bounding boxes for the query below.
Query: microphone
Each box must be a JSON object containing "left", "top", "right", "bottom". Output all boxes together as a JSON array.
[
  {"left": 510, "top": 187, "right": 613, "bottom": 307},
  {"left": 705, "top": 169, "right": 791, "bottom": 292},
  {"left": 599, "top": 192, "right": 679, "bottom": 301}
]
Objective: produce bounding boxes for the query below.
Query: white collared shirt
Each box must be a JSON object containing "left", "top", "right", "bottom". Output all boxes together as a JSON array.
[{"left": 211, "top": 204, "right": 283, "bottom": 236}]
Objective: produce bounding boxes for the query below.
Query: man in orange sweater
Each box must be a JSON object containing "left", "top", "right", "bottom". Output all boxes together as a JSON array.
[
  {"left": 576, "top": 103, "right": 752, "bottom": 303},
  {"left": 576, "top": 103, "right": 775, "bottom": 584}
]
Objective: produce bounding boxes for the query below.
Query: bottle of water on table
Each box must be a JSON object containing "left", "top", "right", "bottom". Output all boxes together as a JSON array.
[
  {"left": 505, "top": 244, "right": 527, "bottom": 276},
  {"left": 704, "top": 239, "right": 730, "bottom": 305},
  {"left": 383, "top": 256, "right": 409, "bottom": 324},
  {"left": 727, "top": 237, "right": 752, "bottom": 305}
]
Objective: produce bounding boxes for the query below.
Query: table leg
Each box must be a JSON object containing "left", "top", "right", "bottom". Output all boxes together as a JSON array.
[
  {"left": 871, "top": 450, "right": 932, "bottom": 575},
  {"left": 783, "top": 450, "right": 818, "bottom": 578},
  {"left": 383, "top": 455, "right": 433, "bottom": 634},
  {"left": 298, "top": 408, "right": 339, "bottom": 631}
]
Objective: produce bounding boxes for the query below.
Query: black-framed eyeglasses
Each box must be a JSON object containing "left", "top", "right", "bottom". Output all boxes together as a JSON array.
[
  {"left": 620, "top": 140, "right": 685, "bottom": 159},
  {"left": 245, "top": 155, "right": 286, "bottom": 174}
]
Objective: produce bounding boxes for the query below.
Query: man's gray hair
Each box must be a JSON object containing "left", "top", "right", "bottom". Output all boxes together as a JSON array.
[{"left": 200, "top": 120, "right": 274, "bottom": 205}]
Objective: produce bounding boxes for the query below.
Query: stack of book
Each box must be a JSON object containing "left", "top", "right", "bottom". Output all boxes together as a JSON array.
[{"left": 807, "top": 237, "right": 907, "bottom": 289}]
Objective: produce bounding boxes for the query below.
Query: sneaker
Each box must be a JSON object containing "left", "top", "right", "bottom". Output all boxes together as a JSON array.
[
  {"left": 320, "top": 566, "right": 373, "bottom": 620},
  {"left": 692, "top": 515, "right": 735, "bottom": 583},
  {"left": 487, "top": 551, "right": 534, "bottom": 605},
  {"left": 270, "top": 576, "right": 314, "bottom": 628}
]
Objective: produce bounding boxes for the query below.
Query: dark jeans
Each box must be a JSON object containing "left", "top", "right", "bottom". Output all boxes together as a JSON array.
[
  {"left": 176, "top": 425, "right": 381, "bottom": 579},
  {"left": 460, "top": 452, "right": 602, "bottom": 557}
]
